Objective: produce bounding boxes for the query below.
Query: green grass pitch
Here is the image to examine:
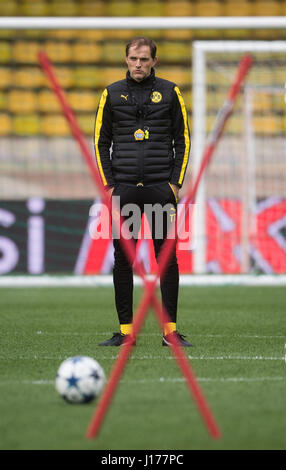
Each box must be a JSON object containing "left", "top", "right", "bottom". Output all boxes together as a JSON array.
[{"left": 0, "top": 284, "right": 285, "bottom": 450}]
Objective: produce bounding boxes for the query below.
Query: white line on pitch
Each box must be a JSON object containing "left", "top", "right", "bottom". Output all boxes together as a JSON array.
[
  {"left": 1, "top": 354, "right": 285, "bottom": 361},
  {"left": 0, "top": 376, "right": 285, "bottom": 386}
]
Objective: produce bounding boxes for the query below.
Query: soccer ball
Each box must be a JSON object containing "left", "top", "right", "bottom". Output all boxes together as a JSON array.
[{"left": 55, "top": 356, "right": 105, "bottom": 404}]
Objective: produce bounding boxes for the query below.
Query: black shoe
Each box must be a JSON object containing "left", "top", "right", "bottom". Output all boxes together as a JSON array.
[
  {"left": 98, "top": 332, "right": 135, "bottom": 347},
  {"left": 162, "top": 331, "right": 193, "bottom": 347}
]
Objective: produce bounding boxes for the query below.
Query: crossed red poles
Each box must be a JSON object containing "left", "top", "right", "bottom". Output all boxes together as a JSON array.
[{"left": 39, "top": 50, "right": 253, "bottom": 441}]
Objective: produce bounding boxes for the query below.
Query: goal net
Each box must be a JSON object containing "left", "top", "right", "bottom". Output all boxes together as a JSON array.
[
  {"left": 192, "top": 41, "right": 286, "bottom": 275},
  {"left": 0, "top": 19, "right": 285, "bottom": 278}
]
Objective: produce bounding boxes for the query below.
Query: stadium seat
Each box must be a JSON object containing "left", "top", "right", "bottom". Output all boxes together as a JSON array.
[
  {"left": 19, "top": 0, "right": 50, "bottom": 16},
  {"left": 46, "top": 30, "right": 78, "bottom": 40},
  {"left": 79, "top": 0, "right": 107, "bottom": 16},
  {"left": 252, "top": 93, "right": 273, "bottom": 113},
  {"left": 41, "top": 115, "right": 70, "bottom": 136},
  {"left": 38, "top": 90, "right": 61, "bottom": 113},
  {"left": 72, "top": 41, "right": 102, "bottom": 63},
  {"left": 0, "top": 0, "right": 17, "bottom": 16},
  {"left": 0, "top": 113, "right": 12, "bottom": 135},
  {"left": 252, "top": 0, "right": 282, "bottom": 38},
  {"left": 0, "top": 41, "right": 11, "bottom": 64},
  {"left": 8, "top": 90, "right": 38, "bottom": 114},
  {"left": 0, "top": 90, "right": 6, "bottom": 110},
  {"left": 49, "top": 0, "right": 79, "bottom": 16},
  {"left": 14, "top": 67, "right": 44, "bottom": 88},
  {"left": 13, "top": 41, "right": 40, "bottom": 64},
  {"left": 163, "top": 2, "right": 193, "bottom": 40},
  {"left": 158, "top": 66, "right": 190, "bottom": 89},
  {"left": 223, "top": 0, "right": 253, "bottom": 38},
  {"left": 13, "top": 114, "right": 40, "bottom": 136},
  {"left": 252, "top": 0, "right": 281, "bottom": 16},
  {"left": 102, "top": 41, "right": 126, "bottom": 63},
  {"left": 73, "top": 67, "right": 105, "bottom": 89},
  {"left": 45, "top": 41, "right": 72, "bottom": 63},
  {"left": 223, "top": 0, "right": 252, "bottom": 16},
  {"left": 164, "top": 0, "right": 193, "bottom": 16},
  {"left": 253, "top": 115, "right": 281, "bottom": 134},
  {"left": 159, "top": 41, "right": 190, "bottom": 63},
  {"left": 53, "top": 66, "right": 74, "bottom": 89},
  {"left": 0, "top": 67, "right": 11, "bottom": 88},
  {"left": 194, "top": 0, "right": 224, "bottom": 38},
  {"left": 69, "top": 91, "right": 96, "bottom": 112},
  {"left": 103, "top": 67, "right": 126, "bottom": 85},
  {"left": 107, "top": 0, "right": 135, "bottom": 16},
  {"left": 77, "top": 114, "right": 95, "bottom": 136},
  {"left": 136, "top": 0, "right": 164, "bottom": 16}
]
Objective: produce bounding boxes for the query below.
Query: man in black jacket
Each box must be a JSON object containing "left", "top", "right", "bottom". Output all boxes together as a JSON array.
[{"left": 95, "top": 37, "right": 192, "bottom": 347}]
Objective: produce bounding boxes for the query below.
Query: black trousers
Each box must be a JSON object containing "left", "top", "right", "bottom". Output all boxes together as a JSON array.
[{"left": 112, "top": 182, "right": 179, "bottom": 325}]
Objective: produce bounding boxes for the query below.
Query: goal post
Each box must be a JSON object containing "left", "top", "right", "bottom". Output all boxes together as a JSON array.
[{"left": 192, "top": 40, "right": 286, "bottom": 274}]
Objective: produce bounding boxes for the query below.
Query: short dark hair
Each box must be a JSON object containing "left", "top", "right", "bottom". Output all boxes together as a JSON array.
[{"left": 125, "top": 37, "right": 157, "bottom": 59}]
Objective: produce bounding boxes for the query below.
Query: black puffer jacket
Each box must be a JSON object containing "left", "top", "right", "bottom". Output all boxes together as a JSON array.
[{"left": 94, "top": 68, "right": 190, "bottom": 188}]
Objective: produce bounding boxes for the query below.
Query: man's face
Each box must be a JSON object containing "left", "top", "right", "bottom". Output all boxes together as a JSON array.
[{"left": 126, "top": 44, "right": 157, "bottom": 82}]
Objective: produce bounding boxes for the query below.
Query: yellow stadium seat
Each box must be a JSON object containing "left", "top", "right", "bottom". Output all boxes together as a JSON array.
[
  {"left": 69, "top": 91, "right": 96, "bottom": 112},
  {"left": 194, "top": 0, "right": 224, "bottom": 16},
  {"left": 252, "top": 0, "right": 282, "bottom": 38},
  {"left": 282, "top": 0, "right": 286, "bottom": 15},
  {"left": 223, "top": 113, "right": 242, "bottom": 134},
  {"left": 8, "top": 90, "right": 38, "bottom": 114},
  {"left": 73, "top": 67, "right": 105, "bottom": 88},
  {"left": 79, "top": 0, "right": 107, "bottom": 16},
  {"left": 253, "top": 115, "right": 281, "bottom": 134},
  {"left": 77, "top": 114, "right": 95, "bottom": 136},
  {"left": 194, "top": 0, "right": 224, "bottom": 39},
  {"left": 13, "top": 41, "right": 40, "bottom": 64},
  {"left": 0, "top": 0, "right": 17, "bottom": 15},
  {"left": 20, "top": 0, "right": 51, "bottom": 16},
  {"left": 50, "top": 0, "right": 78, "bottom": 16},
  {"left": 72, "top": 41, "right": 102, "bottom": 63},
  {"left": 107, "top": 0, "right": 135, "bottom": 16},
  {"left": 223, "top": 0, "right": 253, "bottom": 37},
  {"left": 158, "top": 67, "right": 190, "bottom": 88},
  {"left": 0, "top": 90, "right": 6, "bottom": 110},
  {"left": 252, "top": 93, "right": 273, "bottom": 113},
  {"left": 159, "top": 41, "right": 189, "bottom": 62},
  {"left": 164, "top": 0, "right": 193, "bottom": 16},
  {"left": 41, "top": 114, "right": 70, "bottom": 136},
  {"left": 38, "top": 90, "right": 61, "bottom": 113},
  {"left": 0, "top": 113, "right": 12, "bottom": 135},
  {"left": 77, "top": 31, "right": 105, "bottom": 41},
  {"left": 14, "top": 67, "right": 44, "bottom": 88},
  {"left": 224, "top": 0, "right": 252, "bottom": 16},
  {"left": 102, "top": 42, "right": 126, "bottom": 63},
  {"left": 103, "top": 67, "right": 125, "bottom": 85},
  {"left": 0, "top": 67, "right": 11, "bottom": 88},
  {"left": 46, "top": 30, "right": 78, "bottom": 40},
  {"left": 104, "top": 29, "right": 137, "bottom": 41},
  {"left": 45, "top": 41, "right": 72, "bottom": 63},
  {"left": 136, "top": 0, "right": 164, "bottom": 16},
  {"left": 0, "top": 41, "right": 11, "bottom": 64},
  {"left": 252, "top": 0, "right": 281, "bottom": 15},
  {"left": 164, "top": 30, "right": 193, "bottom": 40},
  {"left": 52, "top": 66, "right": 74, "bottom": 89},
  {"left": 13, "top": 115, "right": 40, "bottom": 136}
]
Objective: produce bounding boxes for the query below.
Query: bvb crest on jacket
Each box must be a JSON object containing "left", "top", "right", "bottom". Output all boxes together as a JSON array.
[{"left": 150, "top": 91, "right": 162, "bottom": 103}]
